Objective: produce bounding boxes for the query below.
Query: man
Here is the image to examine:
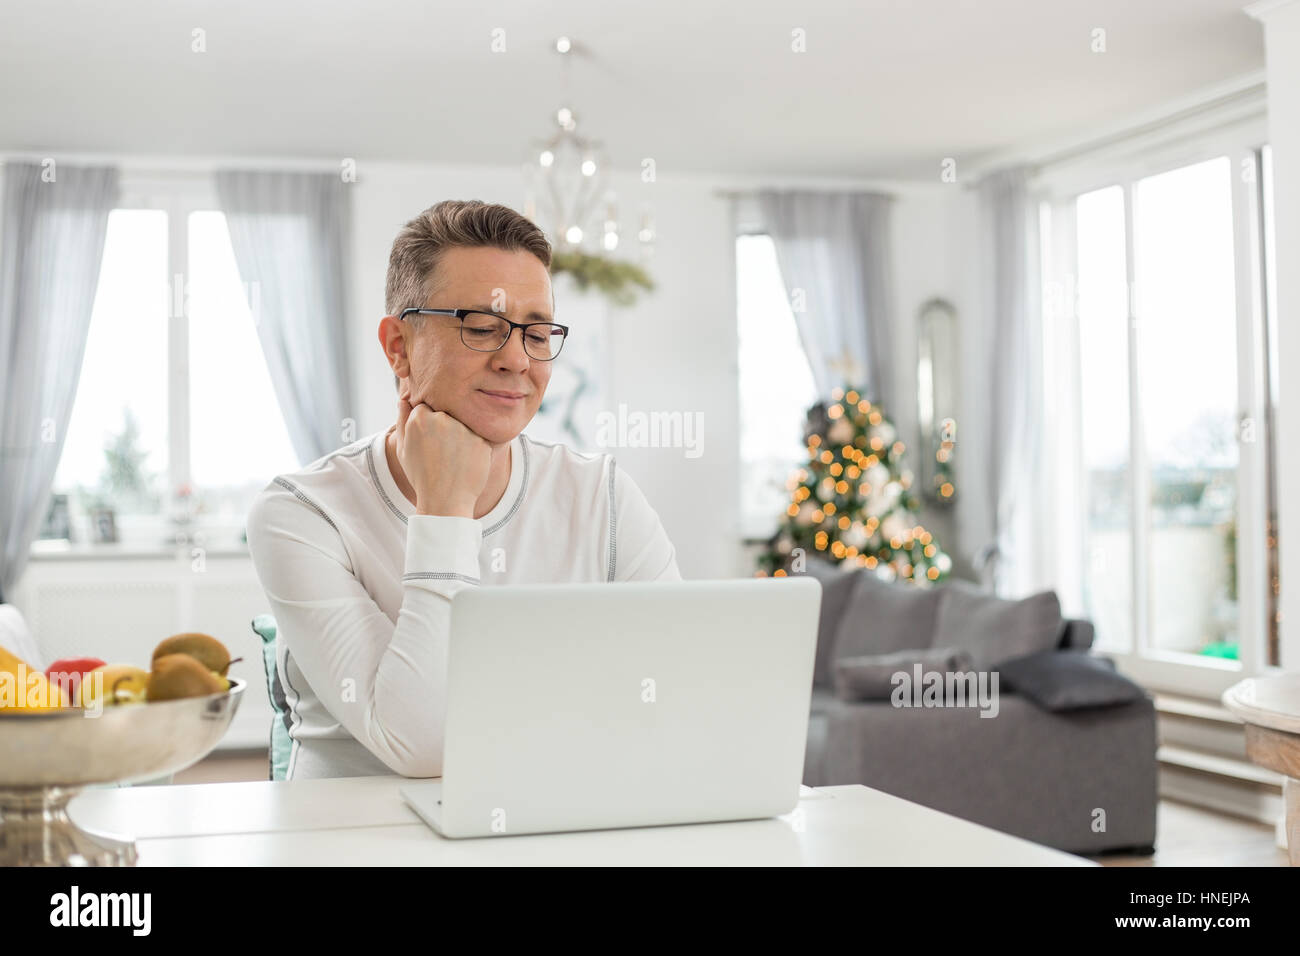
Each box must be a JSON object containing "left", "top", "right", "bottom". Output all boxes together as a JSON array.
[{"left": 245, "top": 199, "right": 680, "bottom": 781}]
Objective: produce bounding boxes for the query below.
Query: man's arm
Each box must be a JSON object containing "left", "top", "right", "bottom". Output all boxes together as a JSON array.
[
  {"left": 246, "top": 488, "right": 479, "bottom": 777},
  {"left": 608, "top": 460, "right": 682, "bottom": 582}
]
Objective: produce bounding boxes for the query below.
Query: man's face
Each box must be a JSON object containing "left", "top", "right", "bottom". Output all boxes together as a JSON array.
[{"left": 391, "top": 246, "right": 555, "bottom": 446}]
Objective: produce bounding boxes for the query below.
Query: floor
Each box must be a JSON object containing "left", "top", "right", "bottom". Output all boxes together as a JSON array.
[
  {"left": 172, "top": 749, "right": 270, "bottom": 785},
  {"left": 1086, "top": 798, "right": 1290, "bottom": 867},
  {"left": 177, "top": 749, "right": 1291, "bottom": 864}
]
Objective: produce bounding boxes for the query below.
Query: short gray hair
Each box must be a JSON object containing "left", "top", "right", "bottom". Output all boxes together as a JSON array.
[{"left": 387, "top": 199, "right": 552, "bottom": 391}]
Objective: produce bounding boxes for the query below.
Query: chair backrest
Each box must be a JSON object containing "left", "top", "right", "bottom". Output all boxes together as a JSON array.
[{"left": 250, "top": 614, "right": 291, "bottom": 782}]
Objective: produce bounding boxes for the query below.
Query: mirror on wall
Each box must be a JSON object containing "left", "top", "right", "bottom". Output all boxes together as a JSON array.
[{"left": 916, "top": 297, "right": 958, "bottom": 508}]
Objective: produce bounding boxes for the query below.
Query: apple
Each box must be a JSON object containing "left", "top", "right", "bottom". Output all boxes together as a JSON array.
[{"left": 44, "top": 657, "right": 107, "bottom": 706}]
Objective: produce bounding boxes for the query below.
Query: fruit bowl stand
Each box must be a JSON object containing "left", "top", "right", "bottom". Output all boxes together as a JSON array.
[{"left": 0, "top": 679, "right": 245, "bottom": 866}]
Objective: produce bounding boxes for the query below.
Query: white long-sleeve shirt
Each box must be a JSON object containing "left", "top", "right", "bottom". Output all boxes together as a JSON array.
[{"left": 244, "top": 425, "right": 681, "bottom": 780}]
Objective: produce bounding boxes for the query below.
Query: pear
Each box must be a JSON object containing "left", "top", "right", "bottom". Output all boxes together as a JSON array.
[
  {"left": 147, "top": 654, "right": 227, "bottom": 702},
  {"left": 152, "top": 632, "right": 235, "bottom": 677},
  {"left": 81, "top": 664, "right": 149, "bottom": 708}
]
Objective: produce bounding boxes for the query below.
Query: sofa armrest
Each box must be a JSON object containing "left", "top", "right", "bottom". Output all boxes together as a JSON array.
[{"left": 1059, "top": 618, "right": 1095, "bottom": 651}]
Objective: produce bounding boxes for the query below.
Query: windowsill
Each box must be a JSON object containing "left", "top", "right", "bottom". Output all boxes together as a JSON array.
[{"left": 29, "top": 536, "right": 250, "bottom": 561}]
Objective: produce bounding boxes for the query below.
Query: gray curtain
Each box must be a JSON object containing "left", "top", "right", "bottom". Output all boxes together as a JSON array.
[
  {"left": 755, "top": 190, "right": 896, "bottom": 410},
  {"left": 0, "top": 161, "right": 119, "bottom": 599},
  {"left": 215, "top": 170, "right": 355, "bottom": 465},
  {"left": 966, "top": 166, "right": 1045, "bottom": 596}
]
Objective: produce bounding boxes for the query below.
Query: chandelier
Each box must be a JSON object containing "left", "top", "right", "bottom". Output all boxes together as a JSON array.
[{"left": 523, "top": 37, "right": 654, "bottom": 261}]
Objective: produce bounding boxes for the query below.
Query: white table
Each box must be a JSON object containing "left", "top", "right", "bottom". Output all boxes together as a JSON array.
[
  {"left": 1223, "top": 674, "right": 1300, "bottom": 865},
  {"left": 67, "top": 776, "right": 1096, "bottom": 866}
]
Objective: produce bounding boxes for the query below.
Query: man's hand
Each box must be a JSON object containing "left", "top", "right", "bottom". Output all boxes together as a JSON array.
[{"left": 395, "top": 384, "right": 494, "bottom": 518}]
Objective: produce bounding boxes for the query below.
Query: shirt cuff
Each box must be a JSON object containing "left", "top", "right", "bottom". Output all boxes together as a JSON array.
[{"left": 402, "top": 514, "right": 482, "bottom": 588}]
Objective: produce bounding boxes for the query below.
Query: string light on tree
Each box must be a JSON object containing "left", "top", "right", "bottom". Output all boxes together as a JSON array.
[
  {"left": 756, "top": 385, "right": 952, "bottom": 585},
  {"left": 932, "top": 416, "right": 958, "bottom": 503}
]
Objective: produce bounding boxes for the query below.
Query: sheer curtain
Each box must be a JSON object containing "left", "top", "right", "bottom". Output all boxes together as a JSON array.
[
  {"left": 0, "top": 161, "right": 119, "bottom": 599},
  {"left": 754, "top": 190, "right": 896, "bottom": 409},
  {"left": 964, "top": 166, "right": 1048, "bottom": 597},
  {"left": 215, "top": 170, "right": 355, "bottom": 465}
]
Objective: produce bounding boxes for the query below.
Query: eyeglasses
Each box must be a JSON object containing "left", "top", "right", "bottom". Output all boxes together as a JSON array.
[{"left": 398, "top": 308, "right": 569, "bottom": 361}]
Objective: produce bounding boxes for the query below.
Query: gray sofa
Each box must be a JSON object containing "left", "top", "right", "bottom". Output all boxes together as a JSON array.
[{"left": 800, "top": 560, "right": 1158, "bottom": 856}]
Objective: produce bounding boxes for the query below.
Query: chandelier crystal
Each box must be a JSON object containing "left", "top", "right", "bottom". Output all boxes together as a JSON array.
[{"left": 522, "top": 38, "right": 653, "bottom": 262}]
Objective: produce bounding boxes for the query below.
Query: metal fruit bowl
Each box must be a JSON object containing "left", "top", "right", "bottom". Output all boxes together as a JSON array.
[{"left": 0, "top": 678, "right": 245, "bottom": 866}]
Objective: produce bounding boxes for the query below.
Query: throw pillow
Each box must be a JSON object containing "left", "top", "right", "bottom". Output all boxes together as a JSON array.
[
  {"left": 832, "top": 646, "right": 976, "bottom": 702},
  {"left": 930, "top": 580, "right": 1064, "bottom": 670},
  {"left": 996, "top": 649, "right": 1146, "bottom": 711},
  {"left": 832, "top": 571, "right": 944, "bottom": 661}
]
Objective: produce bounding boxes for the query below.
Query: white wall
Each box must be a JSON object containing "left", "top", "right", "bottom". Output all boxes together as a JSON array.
[{"left": 346, "top": 162, "right": 964, "bottom": 580}]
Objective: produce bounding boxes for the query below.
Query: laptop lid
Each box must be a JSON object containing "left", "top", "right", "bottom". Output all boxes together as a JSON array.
[{"left": 437, "top": 576, "right": 822, "bottom": 837}]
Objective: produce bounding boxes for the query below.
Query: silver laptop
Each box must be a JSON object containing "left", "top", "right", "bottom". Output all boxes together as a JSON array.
[{"left": 400, "top": 576, "right": 821, "bottom": 839}]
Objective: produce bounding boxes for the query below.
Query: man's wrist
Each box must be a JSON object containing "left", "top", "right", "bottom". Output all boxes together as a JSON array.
[{"left": 415, "top": 495, "right": 476, "bottom": 518}]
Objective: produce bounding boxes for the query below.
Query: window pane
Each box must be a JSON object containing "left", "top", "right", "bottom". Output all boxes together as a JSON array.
[
  {"left": 1134, "top": 157, "right": 1238, "bottom": 658},
  {"left": 737, "top": 234, "right": 818, "bottom": 539},
  {"left": 187, "top": 211, "right": 298, "bottom": 529},
  {"left": 46, "top": 209, "right": 169, "bottom": 541},
  {"left": 1075, "top": 186, "right": 1132, "bottom": 651}
]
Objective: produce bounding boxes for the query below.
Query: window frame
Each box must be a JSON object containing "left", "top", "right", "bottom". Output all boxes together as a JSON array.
[{"left": 1035, "top": 109, "right": 1281, "bottom": 697}]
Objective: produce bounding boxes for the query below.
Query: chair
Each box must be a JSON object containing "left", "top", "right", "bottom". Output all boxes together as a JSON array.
[{"left": 250, "top": 614, "right": 291, "bottom": 782}]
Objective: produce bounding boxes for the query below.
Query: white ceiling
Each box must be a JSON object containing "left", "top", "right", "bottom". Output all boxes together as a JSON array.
[{"left": 0, "top": 0, "right": 1265, "bottom": 180}]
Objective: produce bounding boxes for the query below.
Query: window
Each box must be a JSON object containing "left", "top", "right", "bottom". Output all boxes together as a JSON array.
[
  {"left": 1133, "top": 158, "right": 1240, "bottom": 659},
  {"left": 736, "top": 234, "right": 818, "bottom": 540},
  {"left": 41, "top": 190, "right": 297, "bottom": 549},
  {"left": 49, "top": 210, "right": 170, "bottom": 541},
  {"left": 1042, "top": 122, "right": 1280, "bottom": 693},
  {"left": 1075, "top": 159, "right": 1244, "bottom": 656}
]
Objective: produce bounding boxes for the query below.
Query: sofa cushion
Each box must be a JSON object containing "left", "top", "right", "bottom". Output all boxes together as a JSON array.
[
  {"left": 832, "top": 571, "right": 943, "bottom": 661},
  {"left": 832, "top": 646, "right": 976, "bottom": 702},
  {"left": 931, "top": 580, "right": 1064, "bottom": 670},
  {"left": 801, "top": 559, "right": 863, "bottom": 688},
  {"left": 996, "top": 649, "right": 1146, "bottom": 711}
]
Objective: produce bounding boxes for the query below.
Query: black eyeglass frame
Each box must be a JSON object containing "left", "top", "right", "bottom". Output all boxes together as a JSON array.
[{"left": 397, "top": 308, "right": 570, "bottom": 361}]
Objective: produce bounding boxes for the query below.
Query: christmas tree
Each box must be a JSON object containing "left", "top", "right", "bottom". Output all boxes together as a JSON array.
[{"left": 755, "top": 387, "right": 952, "bottom": 585}]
